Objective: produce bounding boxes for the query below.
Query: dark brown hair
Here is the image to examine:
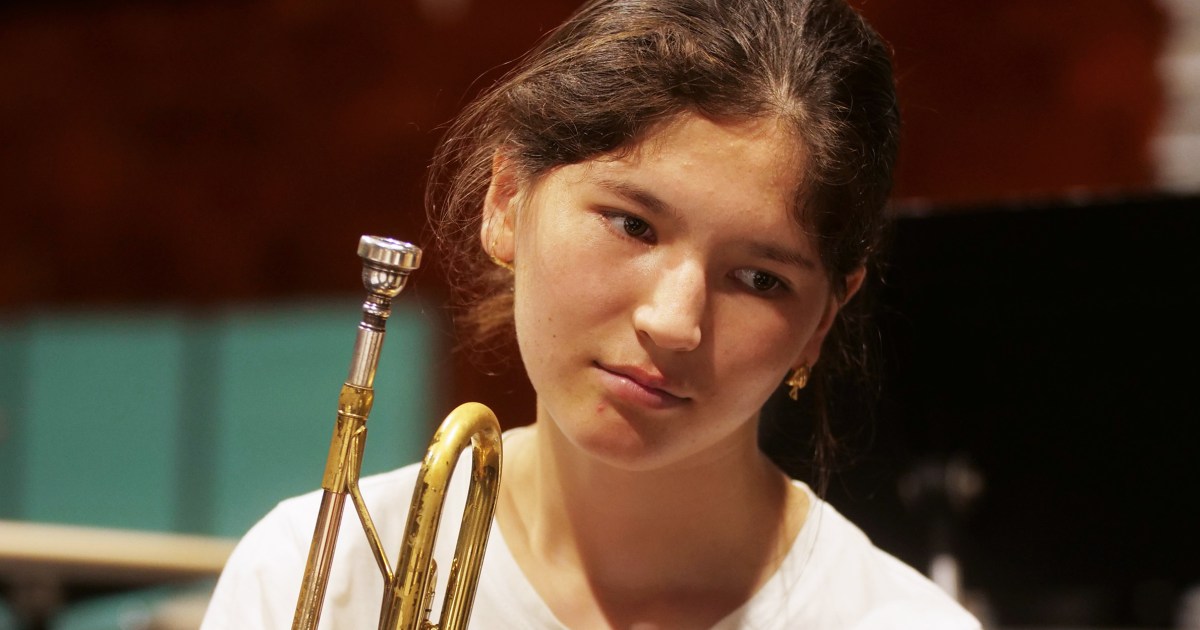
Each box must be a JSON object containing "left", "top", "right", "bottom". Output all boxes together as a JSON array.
[{"left": 426, "top": 0, "right": 899, "bottom": 492}]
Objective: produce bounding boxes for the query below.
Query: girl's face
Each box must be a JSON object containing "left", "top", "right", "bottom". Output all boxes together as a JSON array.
[{"left": 484, "top": 113, "right": 859, "bottom": 473}]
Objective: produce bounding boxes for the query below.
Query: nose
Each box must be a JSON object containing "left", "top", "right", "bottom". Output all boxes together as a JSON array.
[{"left": 633, "top": 259, "right": 705, "bottom": 352}]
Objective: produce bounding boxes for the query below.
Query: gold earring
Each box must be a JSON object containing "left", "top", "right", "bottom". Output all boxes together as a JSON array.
[
  {"left": 785, "top": 364, "right": 810, "bottom": 401},
  {"left": 488, "top": 235, "right": 514, "bottom": 271}
]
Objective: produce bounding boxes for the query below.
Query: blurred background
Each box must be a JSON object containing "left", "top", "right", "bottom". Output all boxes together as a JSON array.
[{"left": 0, "top": 0, "right": 1197, "bottom": 628}]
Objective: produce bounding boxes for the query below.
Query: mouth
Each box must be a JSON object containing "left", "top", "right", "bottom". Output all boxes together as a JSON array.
[{"left": 594, "top": 362, "right": 690, "bottom": 409}]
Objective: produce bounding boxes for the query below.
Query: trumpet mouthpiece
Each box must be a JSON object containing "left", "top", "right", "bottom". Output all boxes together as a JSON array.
[{"left": 358, "top": 235, "right": 422, "bottom": 299}]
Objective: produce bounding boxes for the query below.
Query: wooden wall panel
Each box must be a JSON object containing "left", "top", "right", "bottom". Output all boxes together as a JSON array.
[
  {"left": 854, "top": 0, "right": 1166, "bottom": 204},
  {"left": 0, "top": 1, "right": 579, "bottom": 308}
]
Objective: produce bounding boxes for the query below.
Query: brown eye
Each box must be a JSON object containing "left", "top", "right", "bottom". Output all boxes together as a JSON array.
[
  {"left": 752, "top": 271, "right": 778, "bottom": 291},
  {"left": 623, "top": 216, "right": 650, "bottom": 237},
  {"left": 733, "top": 269, "right": 783, "bottom": 293},
  {"left": 603, "top": 212, "right": 656, "bottom": 243}
]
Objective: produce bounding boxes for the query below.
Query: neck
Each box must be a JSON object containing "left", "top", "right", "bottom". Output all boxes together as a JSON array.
[{"left": 501, "top": 412, "right": 800, "bottom": 598}]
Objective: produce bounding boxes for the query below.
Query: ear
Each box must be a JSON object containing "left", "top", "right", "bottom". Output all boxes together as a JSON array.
[
  {"left": 796, "top": 266, "right": 867, "bottom": 369},
  {"left": 481, "top": 151, "right": 519, "bottom": 266}
]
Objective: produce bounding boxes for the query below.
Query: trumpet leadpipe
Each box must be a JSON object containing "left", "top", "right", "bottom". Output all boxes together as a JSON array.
[{"left": 292, "top": 236, "right": 421, "bottom": 630}]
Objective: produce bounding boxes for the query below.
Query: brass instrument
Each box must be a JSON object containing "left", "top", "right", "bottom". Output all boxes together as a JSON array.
[{"left": 292, "top": 236, "right": 503, "bottom": 630}]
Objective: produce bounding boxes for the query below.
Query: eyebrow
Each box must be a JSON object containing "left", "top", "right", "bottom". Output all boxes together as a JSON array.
[
  {"left": 592, "top": 176, "right": 817, "bottom": 270},
  {"left": 751, "top": 243, "right": 817, "bottom": 270},
  {"left": 592, "top": 177, "right": 678, "bottom": 218}
]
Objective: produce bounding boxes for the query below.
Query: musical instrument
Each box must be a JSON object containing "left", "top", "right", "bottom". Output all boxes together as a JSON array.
[{"left": 291, "top": 236, "right": 503, "bottom": 630}]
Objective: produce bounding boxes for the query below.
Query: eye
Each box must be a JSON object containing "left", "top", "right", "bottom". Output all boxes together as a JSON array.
[
  {"left": 603, "top": 212, "right": 656, "bottom": 243},
  {"left": 732, "top": 269, "right": 784, "bottom": 293},
  {"left": 622, "top": 216, "right": 650, "bottom": 238}
]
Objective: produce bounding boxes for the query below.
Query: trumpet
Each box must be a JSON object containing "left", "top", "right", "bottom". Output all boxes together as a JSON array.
[{"left": 291, "top": 236, "right": 503, "bottom": 630}]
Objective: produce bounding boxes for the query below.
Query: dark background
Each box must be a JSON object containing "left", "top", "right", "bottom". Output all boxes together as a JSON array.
[
  {"left": 1, "top": 1, "right": 1194, "bottom": 626},
  {"left": 844, "top": 194, "right": 1200, "bottom": 626}
]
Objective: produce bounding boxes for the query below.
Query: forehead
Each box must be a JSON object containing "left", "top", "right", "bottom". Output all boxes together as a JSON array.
[
  {"left": 557, "top": 113, "right": 807, "bottom": 228},
  {"left": 619, "top": 113, "right": 803, "bottom": 194}
]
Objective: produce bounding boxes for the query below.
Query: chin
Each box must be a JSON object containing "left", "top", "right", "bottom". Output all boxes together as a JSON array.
[
  {"left": 569, "top": 416, "right": 725, "bottom": 475},
  {"left": 564, "top": 416, "right": 675, "bottom": 471}
]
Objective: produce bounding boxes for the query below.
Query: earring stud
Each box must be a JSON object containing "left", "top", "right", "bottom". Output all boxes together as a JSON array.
[{"left": 785, "top": 364, "right": 810, "bottom": 401}]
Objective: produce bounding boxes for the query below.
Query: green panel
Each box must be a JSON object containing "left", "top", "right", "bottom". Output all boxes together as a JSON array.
[
  {"left": 0, "top": 599, "right": 19, "bottom": 630},
  {"left": 23, "top": 313, "right": 185, "bottom": 530},
  {"left": 209, "top": 302, "right": 435, "bottom": 537},
  {"left": 0, "top": 320, "right": 27, "bottom": 520},
  {"left": 174, "top": 319, "right": 220, "bottom": 535}
]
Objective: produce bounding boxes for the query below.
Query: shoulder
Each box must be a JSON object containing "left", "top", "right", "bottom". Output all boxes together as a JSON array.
[{"left": 766, "top": 484, "right": 981, "bottom": 630}]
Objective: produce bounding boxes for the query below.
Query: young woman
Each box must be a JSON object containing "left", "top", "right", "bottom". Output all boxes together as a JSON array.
[{"left": 203, "top": 0, "right": 981, "bottom": 627}]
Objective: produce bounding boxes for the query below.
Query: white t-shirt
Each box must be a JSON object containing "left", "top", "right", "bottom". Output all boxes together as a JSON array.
[{"left": 202, "top": 430, "right": 979, "bottom": 630}]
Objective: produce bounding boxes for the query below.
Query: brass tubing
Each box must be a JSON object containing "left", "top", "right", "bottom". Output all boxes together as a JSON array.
[
  {"left": 293, "top": 491, "right": 347, "bottom": 630},
  {"left": 346, "top": 426, "right": 394, "bottom": 583},
  {"left": 438, "top": 425, "right": 502, "bottom": 630},
  {"left": 379, "top": 402, "right": 501, "bottom": 630},
  {"left": 293, "top": 386, "right": 376, "bottom": 630}
]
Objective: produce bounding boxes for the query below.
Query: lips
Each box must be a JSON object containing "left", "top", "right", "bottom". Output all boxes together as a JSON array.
[{"left": 594, "top": 362, "right": 690, "bottom": 409}]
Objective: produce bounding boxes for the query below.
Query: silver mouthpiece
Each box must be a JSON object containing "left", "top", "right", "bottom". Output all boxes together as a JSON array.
[{"left": 357, "top": 235, "right": 422, "bottom": 299}]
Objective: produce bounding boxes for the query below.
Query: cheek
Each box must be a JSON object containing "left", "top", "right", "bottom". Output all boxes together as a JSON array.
[
  {"left": 727, "top": 336, "right": 794, "bottom": 396},
  {"left": 512, "top": 229, "right": 621, "bottom": 359},
  {"left": 516, "top": 211, "right": 625, "bottom": 310},
  {"left": 511, "top": 243, "right": 631, "bottom": 409},
  {"left": 711, "top": 303, "right": 812, "bottom": 394}
]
